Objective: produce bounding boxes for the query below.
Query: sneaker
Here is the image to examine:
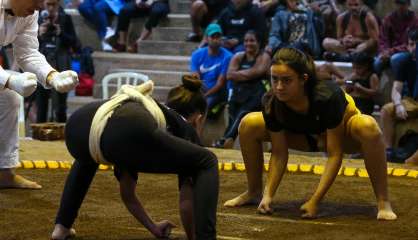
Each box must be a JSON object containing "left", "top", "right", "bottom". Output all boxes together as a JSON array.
[
  {"left": 105, "top": 27, "right": 115, "bottom": 40},
  {"left": 101, "top": 40, "right": 113, "bottom": 52},
  {"left": 186, "top": 32, "right": 202, "bottom": 42}
]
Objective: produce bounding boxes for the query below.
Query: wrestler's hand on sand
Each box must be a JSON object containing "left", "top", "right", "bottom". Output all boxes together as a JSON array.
[
  {"left": 7, "top": 72, "right": 37, "bottom": 97},
  {"left": 257, "top": 196, "right": 273, "bottom": 214},
  {"left": 152, "top": 220, "right": 176, "bottom": 238},
  {"left": 49, "top": 70, "right": 79, "bottom": 93},
  {"left": 300, "top": 200, "right": 319, "bottom": 219}
]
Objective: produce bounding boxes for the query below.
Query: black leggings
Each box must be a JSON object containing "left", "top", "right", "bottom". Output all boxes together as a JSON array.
[{"left": 55, "top": 101, "right": 219, "bottom": 240}]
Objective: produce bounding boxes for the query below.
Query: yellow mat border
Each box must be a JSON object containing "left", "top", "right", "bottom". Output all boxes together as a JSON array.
[{"left": 17, "top": 160, "right": 418, "bottom": 179}]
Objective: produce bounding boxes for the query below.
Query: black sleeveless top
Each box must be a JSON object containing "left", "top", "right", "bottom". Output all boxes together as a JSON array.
[{"left": 230, "top": 53, "right": 267, "bottom": 103}]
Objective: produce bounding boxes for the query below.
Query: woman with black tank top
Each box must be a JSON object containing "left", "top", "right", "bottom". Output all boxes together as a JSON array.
[
  {"left": 224, "top": 47, "right": 397, "bottom": 221},
  {"left": 51, "top": 76, "right": 219, "bottom": 240},
  {"left": 338, "top": 52, "right": 379, "bottom": 115},
  {"left": 214, "top": 30, "right": 271, "bottom": 148}
]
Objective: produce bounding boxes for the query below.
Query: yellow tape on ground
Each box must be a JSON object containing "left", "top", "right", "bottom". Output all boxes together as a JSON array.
[
  {"left": 344, "top": 167, "right": 357, "bottom": 177},
  {"left": 46, "top": 161, "right": 60, "bottom": 169},
  {"left": 21, "top": 160, "right": 34, "bottom": 169},
  {"left": 299, "top": 164, "right": 313, "bottom": 172},
  {"left": 234, "top": 163, "right": 246, "bottom": 171},
  {"left": 392, "top": 168, "right": 408, "bottom": 177},
  {"left": 287, "top": 164, "right": 298, "bottom": 172},
  {"left": 33, "top": 160, "right": 47, "bottom": 169},
  {"left": 407, "top": 170, "right": 418, "bottom": 178},
  {"left": 17, "top": 160, "right": 417, "bottom": 180},
  {"left": 223, "top": 162, "right": 233, "bottom": 171},
  {"left": 387, "top": 167, "right": 394, "bottom": 175},
  {"left": 264, "top": 163, "right": 269, "bottom": 171},
  {"left": 98, "top": 164, "right": 110, "bottom": 170},
  {"left": 313, "top": 165, "right": 324, "bottom": 175},
  {"left": 357, "top": 169, "right": 369, "bottom": 178}
]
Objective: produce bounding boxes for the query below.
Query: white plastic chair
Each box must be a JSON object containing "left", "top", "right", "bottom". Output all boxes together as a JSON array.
[{"left": 102, "top": 72, "right": 149, "bottom": 99}]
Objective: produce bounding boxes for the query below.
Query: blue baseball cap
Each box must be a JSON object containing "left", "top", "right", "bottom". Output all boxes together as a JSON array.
[{"left": 205, "top": 23, "right": 223, "bottom": 37}]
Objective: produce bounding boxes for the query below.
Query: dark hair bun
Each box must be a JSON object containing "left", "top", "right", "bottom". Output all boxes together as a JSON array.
[{"left": 182, "top": 74, "right": 202, "bottom": 92}]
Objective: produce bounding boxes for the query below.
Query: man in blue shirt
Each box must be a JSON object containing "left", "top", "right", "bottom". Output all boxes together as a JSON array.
[
  {"left": 190, "top": 23, "right": 232, "bottom": 117},
  {"left": 381, "top": 28, "right": 418, "bottom": 159}
]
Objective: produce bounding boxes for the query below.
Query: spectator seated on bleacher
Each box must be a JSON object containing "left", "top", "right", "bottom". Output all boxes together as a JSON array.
[
  {"left": 322, "top": 0, "right": 379, "bottom": 62},
  {"left": 302, "top": 0, "right": 340, "bottom": 38},
  {"left": 214, "top": 30, "right": 270, "bottom": 148},
  {"left": 217, "top": 0, "right": 268, "bottom": 53},
  {"left": 36, "top": 0, "right": 80, "bottom": 123},
  {"left": 337, "top": 52, "right": 379, "bottom": 115},
  {"left": 265, "top": 0, "right": 324, "bottom": 59},
  {"left": 108, "top": 0, "right": 170, "bottom": 53},
  {"left": 186, "top": 0, "right": 230, "bottom": 42},
  {"left": 190, "top": 24, "right": 233, "bottom": 118},
  {"left": 381, "top": 29, "right": 418, "bottom": 162},
  {"left": 78, "top": 0, "right": 130, "bottom": 51},
  {"left": 374, "top": 0, "right": 418, "bottom": 76}
]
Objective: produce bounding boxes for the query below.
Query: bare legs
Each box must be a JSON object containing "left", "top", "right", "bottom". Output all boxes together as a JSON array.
[
  {"left": 225, "top": 111, "right": 397, "bottom": 220},
  {"left": 224, "top": 112, "right": 267, "bottom": 207}
]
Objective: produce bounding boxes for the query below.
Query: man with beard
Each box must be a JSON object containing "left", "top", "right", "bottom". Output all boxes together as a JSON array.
[{"left": 322, "top": 0, "right": 379, "bottom": 61}]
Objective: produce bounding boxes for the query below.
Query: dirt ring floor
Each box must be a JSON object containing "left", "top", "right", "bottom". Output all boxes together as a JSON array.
[{"left": 1, "top": 170, "right": 417, "bottom": 240}]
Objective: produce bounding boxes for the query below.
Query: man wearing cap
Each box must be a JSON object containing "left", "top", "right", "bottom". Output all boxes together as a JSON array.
[
  {"left": 0, "top": 0, "right": 79, "bottom": 189},
  {"left": 190, "top": 23, "right": 232, "bottom": 116},
  {"left": 374, "top": 0, "right": 418, "bottom": 76}
]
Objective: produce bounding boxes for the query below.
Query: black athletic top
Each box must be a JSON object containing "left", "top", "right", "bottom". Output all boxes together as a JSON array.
[
  {"left": 109, "top": 101, "right": 202, "bottom": 181},
  {"left": 262, "top": 80, "right": 348, "bottom": 134}
]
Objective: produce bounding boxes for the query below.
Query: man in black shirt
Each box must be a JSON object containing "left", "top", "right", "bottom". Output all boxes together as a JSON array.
[{"left": 217, "top": 0, "right": 268, "bottom": 53}]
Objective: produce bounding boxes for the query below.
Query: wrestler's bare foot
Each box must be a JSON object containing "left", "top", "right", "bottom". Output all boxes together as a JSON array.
[
  {"left": 0, "top": 170, "right": 42, "bottom": 189},
  {"left": 377, "top": 201, "right": 397, "bottom": 220},
  {"left": 224, "top": 191, "right": 262, "bottom": 207},
  {"left": 405, "top": 156, "right": 418, "bottom": 166},
  {"left": 300, "top": 200, "right": 319, "bottom": 219},
  {"left": 51, "top": 224, "right": 76, "bottom": 240}
]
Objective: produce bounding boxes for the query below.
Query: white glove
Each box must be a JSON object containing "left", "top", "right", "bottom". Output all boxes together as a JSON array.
[
  {"left": 7, "top": 72, "right": 38, "bottom": 97},
  {"left": 49, "top": 70, "right": 79, "bottom": 93}
]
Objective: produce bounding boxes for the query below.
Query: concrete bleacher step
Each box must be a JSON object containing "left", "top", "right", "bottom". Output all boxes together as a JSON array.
[
  {"left": 93, "top": 52, "right": 190, "bottom": 83},
  {"left": 136, "top": 40, "right": 198, "bottom": 56},
  {"left": 150, "top": 27, "right": 191, "bottom": 41},
  {"left": 67, "top": 8, "right": 191, "bottom": 51},
  {"left": 169, "top": 0, "right": 190, "bottom": 14}
]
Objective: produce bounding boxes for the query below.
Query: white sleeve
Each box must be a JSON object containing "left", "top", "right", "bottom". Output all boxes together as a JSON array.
[
  {"left": 0, "top": 66, "right": 11, "bottom": 90},
  {"left": 12, "top": 12, "right": 55, "bottom": 88}
]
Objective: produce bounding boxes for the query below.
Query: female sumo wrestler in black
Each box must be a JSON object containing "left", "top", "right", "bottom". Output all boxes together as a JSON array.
[
  {"left": 224, "top": 48, "right": 397, "bottom": 221},
  {"left": 51, "top": 76, "right": 219, "bottom": 240}
]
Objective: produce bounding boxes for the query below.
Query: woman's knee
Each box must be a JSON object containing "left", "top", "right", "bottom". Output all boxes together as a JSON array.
[
  {"left": 350, "top": 115, "right": 382, "bottom": 141},
  {"left": 238, "top": 112, "right": 265, "bottom": 139}
]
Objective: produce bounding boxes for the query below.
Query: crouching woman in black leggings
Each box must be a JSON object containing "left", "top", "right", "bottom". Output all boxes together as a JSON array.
[{"left": 51, "top": 76, "right": 218, "bottom": 240}]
